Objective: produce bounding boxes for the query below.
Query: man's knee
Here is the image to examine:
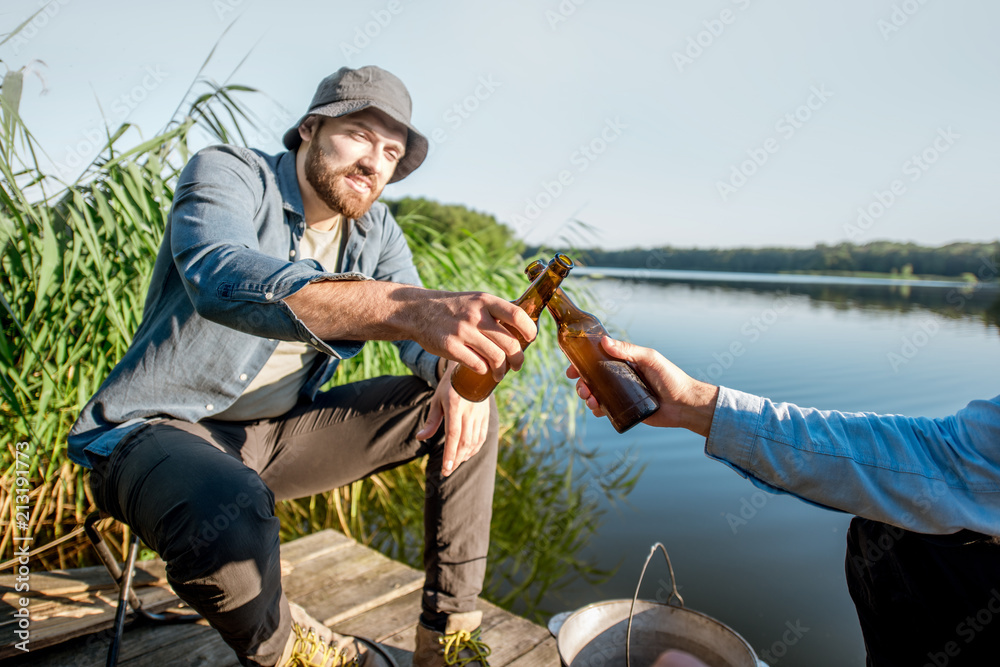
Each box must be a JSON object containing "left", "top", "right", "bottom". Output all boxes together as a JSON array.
[{"left": 169, "top": 470, "right": 277, "bottom": 566}]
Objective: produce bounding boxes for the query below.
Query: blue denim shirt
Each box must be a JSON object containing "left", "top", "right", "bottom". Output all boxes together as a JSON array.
[
  {"left": 707, "top": 387, "right": 1000, "bottom": 535},
  {"left": 68, "top": 145, "right": 440, "bottom": 468}
]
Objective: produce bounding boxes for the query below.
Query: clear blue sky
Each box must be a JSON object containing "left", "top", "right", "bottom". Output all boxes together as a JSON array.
[{"left": 3, "top": 0, "right": 998, "bottom": 249}]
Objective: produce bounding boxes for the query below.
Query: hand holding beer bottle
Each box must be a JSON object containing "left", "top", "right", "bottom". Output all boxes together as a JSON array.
[
  {"left": 525, "top": 260, "right": 659, "bottom": 433},
  {"left": 450, "top": 254, "right": 574, "bottom": 401}
]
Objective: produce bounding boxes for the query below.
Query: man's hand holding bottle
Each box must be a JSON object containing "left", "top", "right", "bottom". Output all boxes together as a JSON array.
[{"left": 566, "top": 336, "right": 720, "bottom": 437}]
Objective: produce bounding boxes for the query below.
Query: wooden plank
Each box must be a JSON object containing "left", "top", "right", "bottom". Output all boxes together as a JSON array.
[
  {"left": 10, "top": 604, "right": 409, "bottom": 667},
  {"left": 0, "top": 585, "right": 188, "bottom": 660},
  {"left": 2, "top": 581, "right": 174, "bottom": 626},
  {"left": 335, "top": 592, "right": 556, "bottom": 666},
  {"left": 331, "top": 589, "right": 422, "bottom": 642},
  {"left": 0, "top": 528, "right": 555, "bottom": 667},
  {"left": 2, "top": 611, "right": 214, "bottom": 666},
  {"left": 0, "top": 559, "right": 167, "bottom": 599},
  {"left": 281, "top": 542, "right": 387, "bottom": 601},
  {"left": 0, "top": 528, "right": 352, "bottom": 660},
  {"left": 279, "top": 528, "right": 354, "bottom": 566},
  {"left": 303, "top": 558, "right": 424, "bottom": 627},
  {"left": 380, "top": 623, "right": 418, "bottom": 654},
  {"left": 504, "top": 637, "right": 561, "bottom": 667},
  {"left": 476, "top": 614, "right": 552, "bottom": 665},
  {"left": 0, "top": 529, "right": 348, "bottom": 606},
  {"left": 119, "top": 623, "right": 240, "bottom": 667}
]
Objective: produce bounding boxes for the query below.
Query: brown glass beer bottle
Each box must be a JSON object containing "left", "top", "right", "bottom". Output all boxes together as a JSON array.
[
  {"left": 450, "top": 253, "right": 575, "bottom": 402},
  {"left": 525, "top": 260, "right": 659, "bottom": 433}
]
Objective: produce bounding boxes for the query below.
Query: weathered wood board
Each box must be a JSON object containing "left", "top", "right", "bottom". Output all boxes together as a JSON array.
[{"left": 0, "top": 529, "right": 557, "bottom": 666}]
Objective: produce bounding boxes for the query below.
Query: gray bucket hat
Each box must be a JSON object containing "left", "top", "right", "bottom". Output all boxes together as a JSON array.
[{"left": 282, "top": 66, "right": 428, "bottom": 183}]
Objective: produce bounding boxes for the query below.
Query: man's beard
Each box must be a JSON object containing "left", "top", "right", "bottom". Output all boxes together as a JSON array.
[{"left": 304, "top": 139, "right": 382, "bottom": 220}]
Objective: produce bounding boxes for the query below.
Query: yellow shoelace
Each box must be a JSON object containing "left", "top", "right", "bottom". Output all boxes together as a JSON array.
[
  {"left": 285, "top": 624, "right": 359, "bottom": 667},
  {"left": 440, "top": 628, "right": 492, "bottom": 667}
]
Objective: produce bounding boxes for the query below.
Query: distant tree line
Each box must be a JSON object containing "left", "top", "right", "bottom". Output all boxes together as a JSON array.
[
  {"left": 384, "top": 197, "right": 523, "bottom": 255},
  {"left": 378, "top": 198, "right": 997, "bottom": 281},
  {"left": 531, "top": 241, "right": 1000, "bottom": 279}
]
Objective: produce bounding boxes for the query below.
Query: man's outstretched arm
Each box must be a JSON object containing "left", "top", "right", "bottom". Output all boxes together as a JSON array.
[
  {"left": 569, "top": 336, "right": 1000, "bottom": 535},
  {"left": 284, "top": 280, "right": 534, "bottom": 381}
]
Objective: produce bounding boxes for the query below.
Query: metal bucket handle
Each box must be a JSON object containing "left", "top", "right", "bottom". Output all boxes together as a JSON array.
[{"left": 626, "top": 542, "right": 685, "bottom": 667}]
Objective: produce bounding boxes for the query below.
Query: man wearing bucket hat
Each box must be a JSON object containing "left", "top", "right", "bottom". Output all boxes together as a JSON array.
[
  {"left": 568, "top": 337, "right": 1000, "bottom": 667},
  {"left": 70, "top": 66, "right": 524, "bottom": 667}
]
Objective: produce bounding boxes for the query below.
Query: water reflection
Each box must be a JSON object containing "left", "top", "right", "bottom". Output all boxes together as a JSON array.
[{"left": 546, "top": 272, "right": 1000, "bottom": 667}]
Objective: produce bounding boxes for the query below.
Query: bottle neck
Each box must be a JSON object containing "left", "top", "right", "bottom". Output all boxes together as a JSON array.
[
  {"left": 515, "top": 262, "right": 568, "bottom": 320},
  {"left": 524, "top": 264, "right": 582, "bottom": 318},
  {"left": 546, "top": 286, "right": 576, "bottom": 318}
]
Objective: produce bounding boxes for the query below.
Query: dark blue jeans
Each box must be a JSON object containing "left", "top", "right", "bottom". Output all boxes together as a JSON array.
[
  {"left": 846, "top": 517, "right": 1000, "bottom": 667},
  {"left": 88, "top": 375, "right": 498, "bottom": 667}
]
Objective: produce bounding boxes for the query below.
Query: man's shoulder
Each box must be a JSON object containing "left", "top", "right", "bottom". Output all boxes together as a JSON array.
[
  {"left": 179, "top": 145, "right": 296, "bottom": 201},
  {"left": 366, "top": 199, "right": 391, "bottom": 223},
  {"left": 187, "top": 144, "right": 281, "bottom": 175}
]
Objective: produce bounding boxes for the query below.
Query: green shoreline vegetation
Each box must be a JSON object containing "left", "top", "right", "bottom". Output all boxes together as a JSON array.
[{"left": 530, "top": 242, "right": 1000, "bottom": 284}]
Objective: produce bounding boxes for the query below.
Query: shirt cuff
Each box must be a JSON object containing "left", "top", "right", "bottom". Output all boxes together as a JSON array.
[
  {"left": 705, "top": 386, "right": 766, "bottom": 475},
  {"left": 394, "top": 339, "right": 442, "bottom": 388},
  {"left": 417, "top": 351, "right": 442, "bottom": 388}
]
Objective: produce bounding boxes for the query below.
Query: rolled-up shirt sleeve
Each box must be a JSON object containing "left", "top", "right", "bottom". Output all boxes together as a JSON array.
[
  {"left": 169, "top": 146, "right": 368, "bottom": 360},
  {"left": 705, "top": 387, "right": 1000, "bottom": 535}
]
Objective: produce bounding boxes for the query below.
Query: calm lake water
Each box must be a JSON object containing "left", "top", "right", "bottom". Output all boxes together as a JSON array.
[{"left": 539, "top": 268, "right": 1000, "bottom": 667}]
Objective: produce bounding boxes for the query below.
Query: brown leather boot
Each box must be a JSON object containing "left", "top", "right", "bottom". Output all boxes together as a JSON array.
[
  {"left": 278, "top": 601, "right": 396, "bottom": 667},
  {"left": 412, "top": 611, "right": 491, "bottom": 667}
]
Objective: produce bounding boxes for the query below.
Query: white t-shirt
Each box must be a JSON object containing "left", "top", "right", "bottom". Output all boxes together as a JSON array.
[{"left": 214, "top": 218, "right": 344, "bottom": 420}]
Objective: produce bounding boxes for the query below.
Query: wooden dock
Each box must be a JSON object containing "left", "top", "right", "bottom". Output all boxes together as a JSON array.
[{"left": 0, "top": 529, "right": 559, "bottom": 666}]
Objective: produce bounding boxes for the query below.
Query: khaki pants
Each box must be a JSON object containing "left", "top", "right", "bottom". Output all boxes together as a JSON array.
[{"left": 89, "top": 375, "right": 499, "bottom": 667}]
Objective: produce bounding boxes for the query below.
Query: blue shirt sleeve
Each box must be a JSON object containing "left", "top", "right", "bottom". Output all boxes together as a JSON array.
[
  {"left": 169, "top": 146, "right": 368, "bottom": 360},
  {"left": 705, "top": 387, "right": 1000, "bottom": 535}
]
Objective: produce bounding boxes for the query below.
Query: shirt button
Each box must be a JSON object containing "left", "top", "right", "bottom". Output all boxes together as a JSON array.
[
  {"left": 239, "top": 373, "right": 248, "bottom": 381},
  {"left": 310, "top": 338, "right": 318, "bottom": 345},
  {"left": 206, "top": 404, "right": 214, "bottom": 411},
  {"left": 265, "top": 292, "right": 274, "bottom": 300},
  {"left": 289, "top": 249, "right": 296, "bottom": 257}
]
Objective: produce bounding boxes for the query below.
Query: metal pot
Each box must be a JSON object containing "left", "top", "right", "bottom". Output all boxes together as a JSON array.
[{"left": 548, "top": 543, "right": 769, "bottom": 667}]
